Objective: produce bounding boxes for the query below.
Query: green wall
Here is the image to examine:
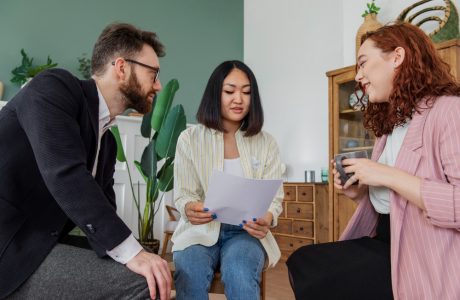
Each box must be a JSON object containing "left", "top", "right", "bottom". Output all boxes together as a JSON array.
[{"left": 0, "top": 0, "right": 243, "bottom": 123}]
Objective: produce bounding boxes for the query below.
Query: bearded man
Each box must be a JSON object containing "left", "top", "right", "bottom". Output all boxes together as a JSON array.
[{"left": 0, "top": 23, "right": 171, "bottom": 300}]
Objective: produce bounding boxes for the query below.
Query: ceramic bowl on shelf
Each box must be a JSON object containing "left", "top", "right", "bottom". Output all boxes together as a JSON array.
[
  {"left": 345, "top": 139, "right": 359, "bottom": 148},
  {"left": 348, "top": 90, "right": 368, "bottom": 110}
]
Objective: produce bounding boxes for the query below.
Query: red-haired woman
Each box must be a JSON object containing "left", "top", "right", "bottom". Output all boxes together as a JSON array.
[{"left": 287, "top": 22, "right": 460, "bottom": 300}]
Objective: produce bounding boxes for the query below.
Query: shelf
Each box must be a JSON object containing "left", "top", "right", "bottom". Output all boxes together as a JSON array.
[
  {"left": 340, "top": 108, "right": 360, "bottom": 114},
  {"left": 340, "top": 146, "right": 373, "bottom": 152},
  {"left": 339, "top": 136, "right": 370, "bottom": 141},
  {"left": 339, "top": 109, "right": 363, "bottom": 121},
  {"left": 274, "top": 233, "right": 315, "bottom": 240}
]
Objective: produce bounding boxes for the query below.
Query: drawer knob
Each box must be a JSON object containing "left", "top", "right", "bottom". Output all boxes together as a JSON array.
[
  {"left": 302, "top": 192, "right": 306, "bottom": 196},
  {"left": 286, "top": 192, "right": 290, "bottom": 196},
  {"left": 289, "top": 243, "right": 294, "bottom": 247},
  {"left": 300, "top": 227, "right": 304, "bottom": 231},
  {"left": 296, "top": 208, "right": 301, "bottom": 213}
]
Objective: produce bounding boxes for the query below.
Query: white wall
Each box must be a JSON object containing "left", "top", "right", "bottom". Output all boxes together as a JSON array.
[
  {"left": 245, "top": 0, "right": 459, "bottom": 182},
  {"left": 245, "top": 0, "right": 343, "bottom": 182}
]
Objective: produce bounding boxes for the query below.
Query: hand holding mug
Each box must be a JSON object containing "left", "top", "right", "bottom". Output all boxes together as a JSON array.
[{"left": 334, "top": 150, "right": 368, "bottom": 185}]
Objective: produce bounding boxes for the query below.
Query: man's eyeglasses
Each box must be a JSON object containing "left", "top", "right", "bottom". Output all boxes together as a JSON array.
[{"left": 112, "top": 58, "right": 160, "bottom": 83}]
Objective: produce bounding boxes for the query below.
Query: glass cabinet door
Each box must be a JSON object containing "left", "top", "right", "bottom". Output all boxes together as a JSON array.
[
  {"left": 327, "top": 66, "right": 376, "bottom": 241},
  {"left": 338, "top": 80, "right": 374, "bottom": 158}
]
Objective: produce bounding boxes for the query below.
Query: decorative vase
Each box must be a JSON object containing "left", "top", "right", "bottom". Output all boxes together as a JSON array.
[{"left": 356, "top": 13, "right": 382, "bottom": 57}]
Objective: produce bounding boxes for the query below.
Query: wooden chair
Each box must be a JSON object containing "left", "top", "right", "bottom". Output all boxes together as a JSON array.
[{"left": 161, "top": 205, "right": 180, "bottom": 258}]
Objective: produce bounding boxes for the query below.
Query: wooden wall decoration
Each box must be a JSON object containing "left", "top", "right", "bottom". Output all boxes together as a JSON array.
[{"left": 397, "top": 0, "right": 460, "bottom": 43}]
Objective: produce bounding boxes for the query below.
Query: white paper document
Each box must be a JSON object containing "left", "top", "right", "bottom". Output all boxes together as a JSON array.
[{"left": 204, "top": 170, "right": 283, "bottom": 226}]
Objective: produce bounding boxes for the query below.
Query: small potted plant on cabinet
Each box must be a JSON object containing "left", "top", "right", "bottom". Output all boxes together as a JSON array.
[
  {"left": 356, "top": 0, "right": 382, "bottom": 56},
  {"left": 10, "top": 49, "right": 58, "bottom": 88}
]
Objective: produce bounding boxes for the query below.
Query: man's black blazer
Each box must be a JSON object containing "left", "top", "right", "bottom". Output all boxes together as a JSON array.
[{"left": 0, "top": 69, "right": 131, "bottom": 298}]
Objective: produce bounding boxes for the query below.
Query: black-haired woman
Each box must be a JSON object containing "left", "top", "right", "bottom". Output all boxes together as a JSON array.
[{"left": 172, "top": 60, "right": 284, "bottom": 300}]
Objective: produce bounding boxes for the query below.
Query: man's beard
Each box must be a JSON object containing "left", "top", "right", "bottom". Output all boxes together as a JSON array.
[{"left": 119, "top": 71, "right": 153, "bottom": 114}]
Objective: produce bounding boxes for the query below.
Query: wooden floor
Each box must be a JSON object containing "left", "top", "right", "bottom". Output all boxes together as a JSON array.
[
  {"left": 166, "top": 254, "right": 295, "bottom": 300},
  {"left": 263, "top": 260, "right": 296, "bottom": 300}
]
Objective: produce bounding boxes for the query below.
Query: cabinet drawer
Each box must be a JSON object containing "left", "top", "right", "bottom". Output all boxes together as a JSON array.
[
  {"left": 298, "top": 186, "right": 313, "bottom": 202},
  {"left": 279, "top": 202, "right": 286, "bottom": 218},
  {"left": 275, "top": 235, "right": 313, "bottom": 252},
  {"left": 283, "top": 186, "right": 296, "bottom": 201},
  {"left": 286, "top": 203, "right": 313, "bottom": 219},
  {"left": 273, "top": 218, "right": 292, "bottom": 234},
  {"left": 292, "top": 220, "right": 314, "bottom": 237}
]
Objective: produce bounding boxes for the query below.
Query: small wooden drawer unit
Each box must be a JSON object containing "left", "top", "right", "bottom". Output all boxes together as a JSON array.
[{"left": 273, "top": 182, "right": 328, "bottom": 261}]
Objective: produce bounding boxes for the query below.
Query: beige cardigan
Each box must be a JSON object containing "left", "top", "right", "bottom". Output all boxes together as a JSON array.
[{"left": 171, "top": 124, "right": 283, "bottom": 267}]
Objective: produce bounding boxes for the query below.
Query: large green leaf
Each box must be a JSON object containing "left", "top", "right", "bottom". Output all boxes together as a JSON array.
[
  {"left": 157, "top": 157, "right": 174, "bottom": 177},
  {"left": 158, "top": 162, "right": 174, "bottom": 192},
  {"left": 155, "top": 104, "right": 186, "bottom": 159},
  {"left": 148, "top": 177, "right": 159, "bottom": 202},
  {"left": 140, "top": 97, "right": 155, "bottom": 138},
  {"left": 151, "top": 79, "right": 179, "bottom": 132},
  {"left": 140, "top": 140, "right": 157, "bottom": 178},
  {"left": 134, "top": 160, "right": 147, "bottom": 182},
  {"left": 110, "top": 126, "right": 126, "bottom": 162}
]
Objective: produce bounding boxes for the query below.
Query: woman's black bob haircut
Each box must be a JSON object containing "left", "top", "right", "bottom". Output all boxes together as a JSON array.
[{"left": 196, "top": 60, "right": 264, "bottom": 136}]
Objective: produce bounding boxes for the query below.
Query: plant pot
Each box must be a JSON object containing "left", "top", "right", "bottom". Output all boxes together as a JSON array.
[
  {"left": 0, "top": 100, "right": 7, "bottom": 111},
  {"left": 21, "top": 78, "right": 32, "bottom": 89},
  {"left": 356, "top": 13, "right": 382, "bottom": 57},
  {"left": 140, "top": 239, "right": 160, "bottom": 254}
]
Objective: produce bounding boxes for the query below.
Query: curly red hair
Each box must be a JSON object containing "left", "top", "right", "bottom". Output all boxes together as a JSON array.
[{"left": 358, "top": 22, "right": 460, "bottom": 137}]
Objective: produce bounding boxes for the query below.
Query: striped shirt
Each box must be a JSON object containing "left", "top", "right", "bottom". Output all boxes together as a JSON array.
[
  {"left": 171, "top": 124, "right": 284, "bottom": 267},
  {"left": 341, "top": 96, "right": 460, "bottom": 299}
]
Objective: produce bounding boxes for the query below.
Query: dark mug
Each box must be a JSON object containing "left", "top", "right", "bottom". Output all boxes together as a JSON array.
[{"left": 334, "top": 150, "right": 368, "bottom": 185}]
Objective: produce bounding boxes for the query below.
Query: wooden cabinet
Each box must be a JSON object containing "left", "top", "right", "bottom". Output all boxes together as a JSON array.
[
  {"left": 326, "top": 65, "right": 366, "bottom": 241},
  {"left": 327, "top": 39, "right": 460, "bottom": 241},
  {"left": 273, "top": 182, "right": 328, "bottom": 261}
]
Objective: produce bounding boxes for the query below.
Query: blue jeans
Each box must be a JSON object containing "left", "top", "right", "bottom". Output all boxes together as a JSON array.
[{"left": 173, "top": 223, "right": 266, "bottom": 300}]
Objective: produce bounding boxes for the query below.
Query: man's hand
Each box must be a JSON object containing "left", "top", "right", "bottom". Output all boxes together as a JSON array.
[
  {"left": 126, "top": 249, "right": 172, "bottom": 300},
  {"left": 185, "top": 202, "right": 215, "bottom": 225},
  {"left": 242, "top": 212, "right": 273, "bottom": 239}
]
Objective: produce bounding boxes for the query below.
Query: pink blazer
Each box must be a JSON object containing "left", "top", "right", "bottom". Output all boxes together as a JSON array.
[{"left": 340, "top": 96, "right": 460, "bottom": 300}]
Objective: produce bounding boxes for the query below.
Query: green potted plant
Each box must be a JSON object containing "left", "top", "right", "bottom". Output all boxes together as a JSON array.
[
  {"left": 356, "top": 0, "right": 382, "bottom": 56},
  {"left": 361, "top": 0, "right": 380, "bottom": 17},
  {"left": 77, "top": 53, "right": 92, "bottom": 80},
  {"left": 111, "top": 79, "right": 186, "bottom": 253},
  {"left": 10, "top": 49, "right": 58, "bottom": 87}
]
